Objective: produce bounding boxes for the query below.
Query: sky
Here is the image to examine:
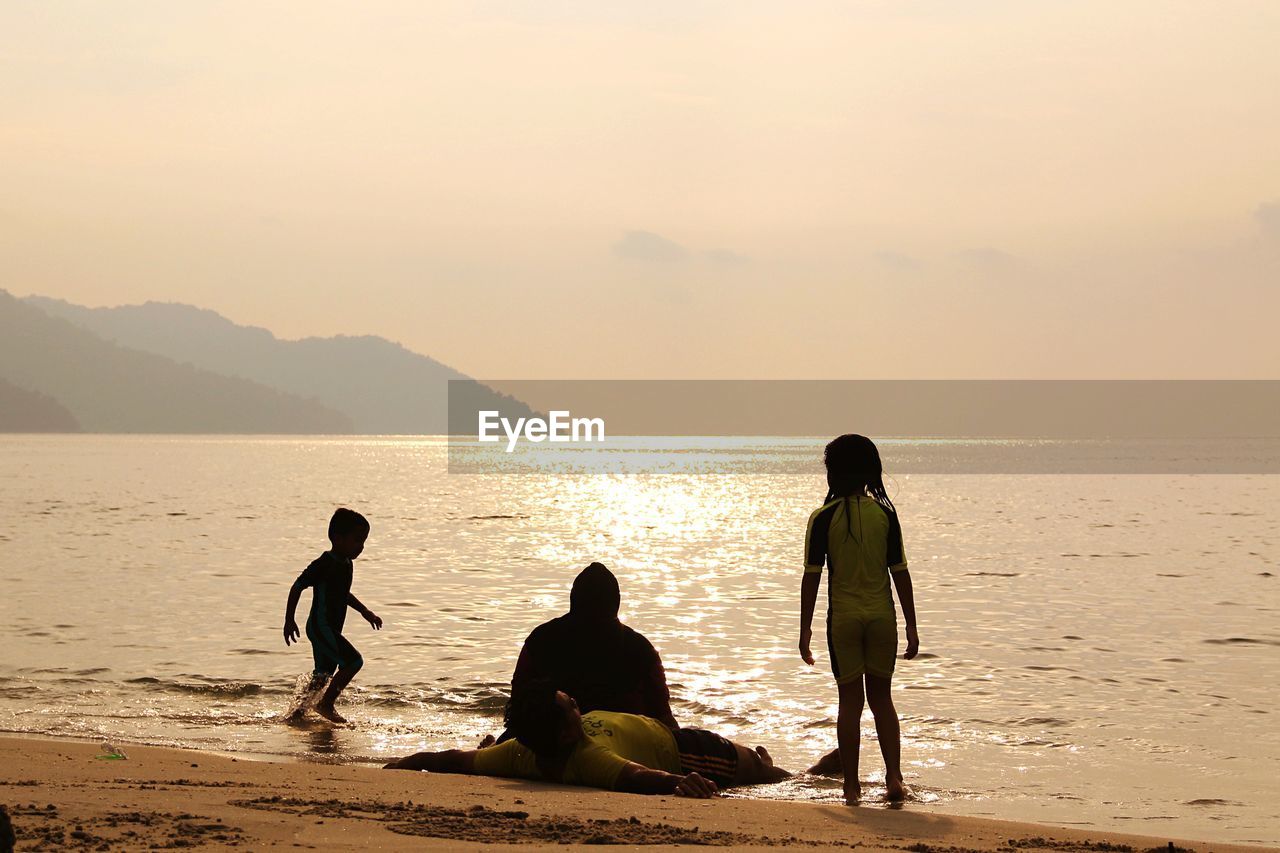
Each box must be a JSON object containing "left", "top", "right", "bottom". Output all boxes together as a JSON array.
[{"left": 2, "top": 1, "right": 1278, "bottom": 379}]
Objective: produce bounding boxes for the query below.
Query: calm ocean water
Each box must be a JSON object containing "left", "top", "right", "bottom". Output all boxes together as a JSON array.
[{"left": 0, "top": 436, "right": 1276, "bottom": 844}]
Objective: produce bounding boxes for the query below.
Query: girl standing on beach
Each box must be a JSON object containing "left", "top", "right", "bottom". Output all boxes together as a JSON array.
[{"left": 798, "top": 434, "right": 919, "bottom": 803}]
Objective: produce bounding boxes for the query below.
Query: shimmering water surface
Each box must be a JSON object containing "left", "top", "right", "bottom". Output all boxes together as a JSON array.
[{"left": 0, "top": 436, "right": 1276, "bottom": 845}]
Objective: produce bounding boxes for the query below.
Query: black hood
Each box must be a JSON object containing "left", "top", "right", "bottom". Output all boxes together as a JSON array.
[{"left": 568, "top": 562, "right": 620, "bottom": 621}]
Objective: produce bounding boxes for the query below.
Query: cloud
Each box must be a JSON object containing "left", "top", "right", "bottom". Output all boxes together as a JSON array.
[
  {"left": 705, "top": 248, "right": 749, "bottom": 266},
  {"left": 613, "top": 230, "right": 691, "bottom": 263},
  {"left": 955, "top": 247, "right": 1021, "bottom": 274}
]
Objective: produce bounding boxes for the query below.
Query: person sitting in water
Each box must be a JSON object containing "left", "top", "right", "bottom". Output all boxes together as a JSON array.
[
  {"left": 509, "top": 562, "right": 678, "bottom": 729},
  {"left": 385, "top": 680, "right": 791, "bottom": 797}
]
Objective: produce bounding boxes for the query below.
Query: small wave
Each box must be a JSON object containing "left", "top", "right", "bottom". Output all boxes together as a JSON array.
[
  {"left": 0, "top": 686, "right": 42, "bottom": 699},
  {"left": 1185, "top": 798, "right": 1242, "bottom": 807},
  {"left": 359, "top": 682, "right": 511, "bottom": 712},
  {"left": 1202, "top": 637, "right": 1280, "bottom": 647},
  {"left": 125, "top": 677, "right": 278, "bottom": 698},
  {"left": 1010, "top": 716, "right": 1071, "bottom": 727}
]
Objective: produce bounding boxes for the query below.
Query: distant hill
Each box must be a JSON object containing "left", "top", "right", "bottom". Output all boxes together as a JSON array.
[
  {"left": 0, "top": 377, "right": 80, "bottom": 432},
  {"left": 1, "top": 290, "right": 353, "bottom": 433},
  {"left": 27, "top": 296, "right": 535, "bottom": 434}
]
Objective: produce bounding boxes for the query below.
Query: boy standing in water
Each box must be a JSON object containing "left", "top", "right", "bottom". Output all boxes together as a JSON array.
[
  {"left": 799, "top": 435, "right": 919, "bottom": 803},
  {"left": 283, "top": 508, "right": 382, "bottom": 723}
]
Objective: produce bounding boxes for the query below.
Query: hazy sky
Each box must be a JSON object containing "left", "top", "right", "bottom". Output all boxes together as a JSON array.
[{"left": 3, "top": 1, "right": 1277, "bottom": 378}]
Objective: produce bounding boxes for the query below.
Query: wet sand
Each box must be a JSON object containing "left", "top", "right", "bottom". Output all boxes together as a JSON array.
[{"left": 2, "top": 736, "right": 1269, "bottom": 851}]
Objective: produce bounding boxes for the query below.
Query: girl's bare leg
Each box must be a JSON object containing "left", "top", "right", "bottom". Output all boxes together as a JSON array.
[
  {"left": 837, "top": 678, "right": 866, "bottom": 802},
  {"left": 864, "top": 673, "right": 907, "bottom": 800}
]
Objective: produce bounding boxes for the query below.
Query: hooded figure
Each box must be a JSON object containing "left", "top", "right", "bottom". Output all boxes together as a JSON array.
[{"left": 510, "top": 562, "right": 677, "bottom": 728}]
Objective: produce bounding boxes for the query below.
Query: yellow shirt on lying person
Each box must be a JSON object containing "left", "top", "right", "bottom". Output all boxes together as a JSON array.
[{"left": 472, "top": 710, "right": 681, "bottom": 790}]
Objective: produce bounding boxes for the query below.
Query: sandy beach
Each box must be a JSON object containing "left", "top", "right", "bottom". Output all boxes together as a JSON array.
[{"left": 1, "top": 736, "right": 1267, "bottom": 852}]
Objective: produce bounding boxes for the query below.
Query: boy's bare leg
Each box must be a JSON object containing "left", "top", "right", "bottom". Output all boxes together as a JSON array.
[
  {"left": 315, "top": 665, "right": 359, "bottom": 723},
  {"left": 730, "top": 744, "right": 792, "bottom": 786},
  {"left": 837, "top": 678, "right": 865, "bottom": 802},
  {"left": 865, "top": 673, "right": 907, "bottom": 801},
  {"left": 286, "top": 673, "right": 329, "bottom": 722}
]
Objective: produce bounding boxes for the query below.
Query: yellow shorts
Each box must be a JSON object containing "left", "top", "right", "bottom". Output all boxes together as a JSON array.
[{"left": 827, "top": 613, "right": 898, "bottom": 683}]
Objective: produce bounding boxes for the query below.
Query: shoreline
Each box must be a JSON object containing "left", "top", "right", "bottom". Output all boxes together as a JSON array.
[{"left": 3, "top": 735, "right": 1272, "bottom": 851}]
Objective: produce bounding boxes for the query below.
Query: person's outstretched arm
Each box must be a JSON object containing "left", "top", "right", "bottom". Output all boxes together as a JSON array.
[
  {"left": 890, "top": 569, "right": 919, "bottom": 659},
  {"left": 384, "top": 749, "right": 477, "bottom": 773},
  {"left": 347, "top": 593, "right": 383, "bottom": 630},
  {"left": 615, "top": 763, "right": 718, "bottom": 798},
  {"left": 798, "top": 572, "right": 821, "bottom": 665}
]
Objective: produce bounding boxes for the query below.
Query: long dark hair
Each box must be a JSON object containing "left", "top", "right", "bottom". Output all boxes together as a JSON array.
[{"left": 823, "top": 434, "right": 895, "bottom": 514}]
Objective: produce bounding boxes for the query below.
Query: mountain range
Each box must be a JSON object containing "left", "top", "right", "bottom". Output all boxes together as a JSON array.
[{"left": 2, "top": 290, "right": 532, "bottom": 433}]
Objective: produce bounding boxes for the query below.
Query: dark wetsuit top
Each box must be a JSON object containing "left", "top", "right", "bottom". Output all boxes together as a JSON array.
[{"left": 293, "top": 551, "right": 353, "bottom": 635}]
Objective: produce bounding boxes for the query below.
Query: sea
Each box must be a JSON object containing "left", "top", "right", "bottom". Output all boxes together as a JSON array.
[{"left": 0, "top": 435, "right": 1276, "bottom": 845}]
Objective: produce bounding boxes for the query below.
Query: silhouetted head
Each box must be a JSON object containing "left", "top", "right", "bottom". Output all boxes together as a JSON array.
[
  {"left": 568, "top": 562, "right": 620, "bottom": 622},
  {"left": 823, "top": 434, "right": 894, "bottom": 509},
  {"left": 328, "top": 507, "right": 370, "bottom": 559},
  {"left": 504, "top": 679, "right": 583, "bottom": 766}
]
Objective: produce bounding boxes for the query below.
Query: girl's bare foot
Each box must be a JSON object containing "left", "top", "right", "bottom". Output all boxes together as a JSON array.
[
  {"left": 315, "top": 703, "right": 348, "bottom": 724},
  {"left": 885, "top": 775, "right": 908, "bottom": 801},
  {"left": 843, "top": 781, "right": 862, "bottom": 804},
  {"left": 478, "top": 734, "right": 496, "bottom": 748}
]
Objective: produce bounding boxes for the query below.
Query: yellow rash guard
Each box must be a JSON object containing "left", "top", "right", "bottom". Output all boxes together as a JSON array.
[
  {"left": 804, "top": 495, "right": 908, "bottom": 682},
  {"left": 472, "top": 710, "right": 681, "bottom": 790}
]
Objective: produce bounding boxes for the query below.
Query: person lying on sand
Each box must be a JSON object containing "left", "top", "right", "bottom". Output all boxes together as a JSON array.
[{"left": 385, "top": 680, "right": 790, "bottom": 797}]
